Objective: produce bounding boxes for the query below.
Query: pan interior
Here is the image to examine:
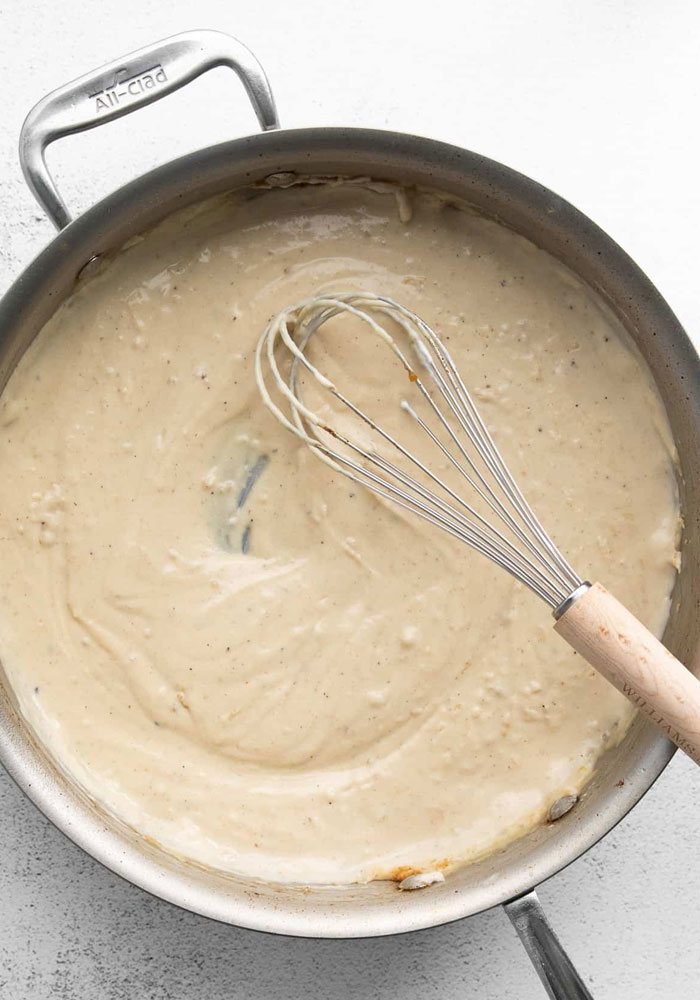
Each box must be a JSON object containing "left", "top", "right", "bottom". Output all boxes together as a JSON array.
[{"left": 0, "top": 129, "right": 695, "bottom": 935}]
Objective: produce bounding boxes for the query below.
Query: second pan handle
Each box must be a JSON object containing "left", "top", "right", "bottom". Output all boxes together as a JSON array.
[
  {"left": 503, "top": 890, "right": 594, "bottom": 999},
  {"left": 19, "top": 29, "right": 279, "bottom": 230}
]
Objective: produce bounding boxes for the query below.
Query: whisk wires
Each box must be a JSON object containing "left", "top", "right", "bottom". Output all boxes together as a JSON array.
[{"left": 255, "top": 292, "right": 583, "bottom": 609}]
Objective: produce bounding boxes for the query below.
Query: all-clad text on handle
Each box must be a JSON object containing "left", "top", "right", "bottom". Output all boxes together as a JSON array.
[{"left": 19, "top": 29, "right": 279, "bottom": 230}]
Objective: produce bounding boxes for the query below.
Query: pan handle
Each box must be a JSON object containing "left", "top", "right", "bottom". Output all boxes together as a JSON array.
[
  {"left": 503, "top": 890, "right": 594, "bottom": 999},
  {"left": 18, "top": 29, "right": 279, "bottom": 230}
]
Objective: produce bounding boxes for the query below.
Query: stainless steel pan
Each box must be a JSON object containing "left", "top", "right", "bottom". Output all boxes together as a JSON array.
[{"left": 2, "top": 30, "right": 699, "bottom": 1000}]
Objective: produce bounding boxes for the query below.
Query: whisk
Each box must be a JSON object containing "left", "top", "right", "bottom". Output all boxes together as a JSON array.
[{"left": 255, "top": 291, "right": 700, "bottom": 764}]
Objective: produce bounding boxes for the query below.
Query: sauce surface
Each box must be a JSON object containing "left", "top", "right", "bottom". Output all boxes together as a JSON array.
[{"left": 0, "top": 181, "right": 679, "bottom": 883}]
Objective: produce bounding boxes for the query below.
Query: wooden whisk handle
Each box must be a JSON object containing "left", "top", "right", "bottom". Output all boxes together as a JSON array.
[{"left": 554, "top": 582, "right": 700, "bottom": 765}]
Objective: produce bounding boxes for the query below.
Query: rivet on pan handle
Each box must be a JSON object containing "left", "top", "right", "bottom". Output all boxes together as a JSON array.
[{"left": 18, "top": 29, "right": 280, "bottom": 231}]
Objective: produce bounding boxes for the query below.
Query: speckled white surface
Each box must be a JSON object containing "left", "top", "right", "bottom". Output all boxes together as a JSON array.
[{"left": 1, "top": 2, "right": 699, "bottom": 997}]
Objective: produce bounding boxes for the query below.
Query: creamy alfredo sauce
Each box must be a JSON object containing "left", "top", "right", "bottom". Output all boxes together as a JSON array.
[{"left": 0, "top": 181, "right": 679, "bottom": 884}]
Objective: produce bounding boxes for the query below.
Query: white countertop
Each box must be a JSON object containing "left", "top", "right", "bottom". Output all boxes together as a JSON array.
[{"left": 1, "top": 2, "right": 698, "bottom": 997}]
